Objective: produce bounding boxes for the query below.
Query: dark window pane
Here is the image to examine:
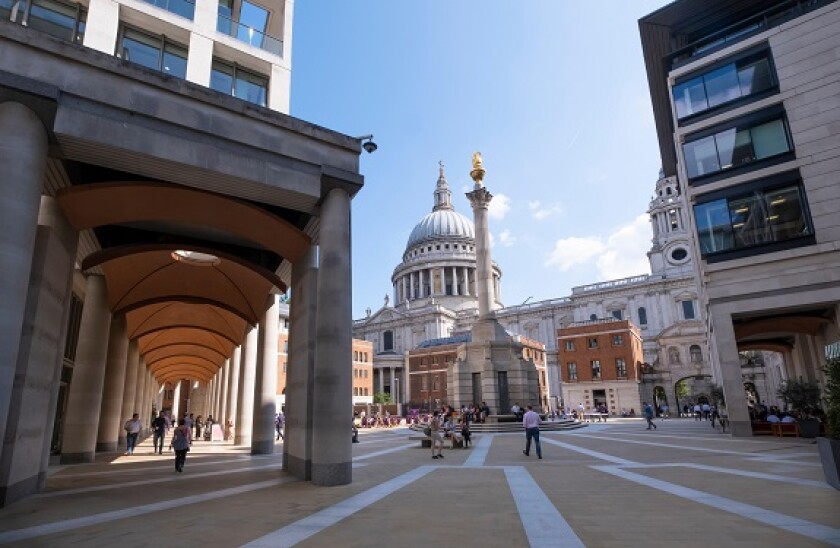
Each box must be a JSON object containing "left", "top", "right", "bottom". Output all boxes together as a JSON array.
[
  {"left": 684, "top": 135, "right": 720, "bottom": 178},
  {"left": 234, "top": 70, "right": 267, "bottom": 106},
  {"left": 27, "top": 0, "right": 78, "bottom": 42},
  {"left": 730, "top": 193, "right": 773, "bottom": 248},
  {"left": 737, "top": 57, "right": 773, "bottom": 96},
  {"left": 638, "top": 307, "right": 647, "bottom": 325},
  {"left": 765, "top": 186, "right": 810, "bottom": 241},
  {"left": 210, "top": 63, "right": 233, "bottom": 94},
  {"left": 682, "top": 300, "right": 695, "bottom": 320},
  {"left": 163, "top": 44, "right": 187, "bottom": 78},
  {"left": 695, "top": 199, "right": 734, "bottom": 254},
  {"left": 715, "top": 127, "right": 754, "bottom": 170},
  {"left": 239, "top": 0, "right": 268, "bottom": 34},
  {"left": 673, "top": 77, "right": 707, "bottom": 119}
]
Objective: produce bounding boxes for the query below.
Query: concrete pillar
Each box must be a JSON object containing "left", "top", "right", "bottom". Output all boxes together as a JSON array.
[
  {"left": 711, "top": 308, "right": 751, "bottom": 436},
  {"left": 0, "top": 103, "right": 48, "bottom": 461},
  {"left": 0, "top": 195, "right": 76, "bottom": 506},
  {"left": 285, "top": 245, "right": 317, "bottom": 478},
  {"left": 82, "top": 0, "right": 119, "bottom": 54},
  {"left": 452, "top": 267, "right": 458, "bottom": 296},
  {"left": 419, "top": 269, "right": 425, "bottom": 298},
  {"left": 252, "top": 295, "right": 278, "bottom": 454},
  {"left": 96, "top": 315, "right": 129, "bottom": 452},
  {"left": 61, "top": 275, "right": 111, "bottom": 463},
  {"left": 226, "top": 346, "right": 241, "bottom": 432},
  {"left": 467, "top": 185, "right": 495, "bottom": 318},
  {"left": 235, "top": 328, "right": 258, "bottom": 446},
  {"left": 379, "top": 368, "right": 385, "bottom": 395},
  {"left": 219, "top": 359, "right": 230, "bottom": 423},
  {"left": 463, "top": 267, "right": 469, "bottom": 296},
  {"left": 143, "top": 373, "right": 155, "bottom": 435},
  {"left": 401, "top": 276, "right": 407, "bottom": 304},
  {"left": 133, "top": 358, "right": 147, "bottom": 428},
  {"left": 390, "top": 368, "right": 396, "bottom": 400},
  {"left": 312, "top": 188, "right": 352, "bottom": 486},
  {"left": 119, "top": 341, "right": 140, "bottom": 447},
  {"left": 172, "top": 378, "right": 182, "bottom": 422}
]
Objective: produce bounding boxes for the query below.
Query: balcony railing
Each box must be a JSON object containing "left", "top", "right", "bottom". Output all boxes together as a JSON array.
[
  {"left": 140, "top": 0, "right": 195, "bottom": 20},
  {"left": 217, "top": 13, "right": 282, "bottom": 56}
]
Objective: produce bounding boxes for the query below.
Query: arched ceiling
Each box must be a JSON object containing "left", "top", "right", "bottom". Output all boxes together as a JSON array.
[{"left": 57, "top": 182, "right": 299, "bottom": 384}]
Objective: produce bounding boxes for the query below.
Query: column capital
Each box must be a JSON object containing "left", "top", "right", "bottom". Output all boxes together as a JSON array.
[{"left": 466, "top": 187, "right": 493, "bottom": 210}]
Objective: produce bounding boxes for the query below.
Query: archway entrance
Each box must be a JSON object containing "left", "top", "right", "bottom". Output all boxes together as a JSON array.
[{"left": 674, "top": 375, "right": 712, "bottom": 416}]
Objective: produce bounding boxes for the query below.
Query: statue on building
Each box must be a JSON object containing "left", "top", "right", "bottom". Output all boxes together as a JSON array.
[
  {"left": 384, "top": 293, "right": 390, "bottom": 307},
  {"left": 472, "top": 151, "right": 483, "bottom": 170}
]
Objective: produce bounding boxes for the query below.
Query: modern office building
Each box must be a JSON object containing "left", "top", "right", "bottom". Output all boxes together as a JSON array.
[
  {"left": 640, "top": 0, "right": 840, "bottom": 435},
  {"left": 0, "top": 0, "right": 363, "bottom": 506}
]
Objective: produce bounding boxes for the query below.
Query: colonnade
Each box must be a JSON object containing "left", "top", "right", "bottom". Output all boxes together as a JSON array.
[
  {"left": 374, "top": 366, "right": 402, "bottom": 404},
  {"left": 394, "top": 265, "right": 490, "bottom": 304}
]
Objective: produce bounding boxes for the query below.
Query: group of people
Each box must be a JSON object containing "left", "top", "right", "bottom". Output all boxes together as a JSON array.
[
  {"left": 427, "top": 405, "right": 474, "bottom": 459},
  {"left": 122, "top": 410, "right": 197, "bottom": 472}
]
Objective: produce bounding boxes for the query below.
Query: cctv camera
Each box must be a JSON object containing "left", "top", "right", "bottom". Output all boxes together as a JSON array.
[{"left": 363, "top": 140, "right": 378, "bottom": 154}]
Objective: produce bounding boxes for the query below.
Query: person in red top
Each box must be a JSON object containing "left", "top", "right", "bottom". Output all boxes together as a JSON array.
[{"left": 522, "top": 405, "right": 542, "bottom": 460}]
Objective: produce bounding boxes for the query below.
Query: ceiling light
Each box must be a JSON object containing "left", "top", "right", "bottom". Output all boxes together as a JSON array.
[{"left": 171, "top": 250, "right": 221, "bottom": 266}]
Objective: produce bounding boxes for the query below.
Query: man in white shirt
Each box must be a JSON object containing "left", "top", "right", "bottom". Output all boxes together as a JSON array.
[{"left": 522, "top": 406, "right": 542, "bottom": 460}]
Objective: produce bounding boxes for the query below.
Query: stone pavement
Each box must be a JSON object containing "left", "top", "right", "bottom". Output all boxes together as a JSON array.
[{"left": 0, "top": 419, "right": 837, "bottom": 547}]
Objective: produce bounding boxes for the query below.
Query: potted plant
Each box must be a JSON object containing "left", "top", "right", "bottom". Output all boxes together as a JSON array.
[
  {"left": 818, "top": 356, "right": 840, "bottom": 490},
  {"left": 776, "top": 378, "right": 822, "bottom": 438}
]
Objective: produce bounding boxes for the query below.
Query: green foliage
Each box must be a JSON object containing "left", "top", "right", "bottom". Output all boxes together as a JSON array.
[
  {"left": 824, "top": 357, "right": 840, "bottom": 440},
  {"left": 676, "top": 380, "right": 690, "bottom": 399},
  {"left": 373, "top": 392, "right": 392, "bottom": 404},
  {"left": 776, "top": 378, "right": 821, "bottom": 414}
]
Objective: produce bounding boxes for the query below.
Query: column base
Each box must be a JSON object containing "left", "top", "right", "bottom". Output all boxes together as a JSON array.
[
  {"left": 250, "top": 439, "right": 275, "bottom": 455},
  {"left": 286, "top": 454, "right": 311, "bottom": 480},
  {"left": 312, "top": 461, "right": 351, "bottom": 486},
  {"left": 96, "top": 442, "right": 117, "bottom": 452},
  {"left": 60, "top": 452, "right": 95, "bottom": 464},
  {"left": 0, "top": 473, "right": 39, "bottom": 508},
  {"left": 728, "top": 420, "right": 753, "bottom": 437},
  {"left": 234, "top": 435, "right": 251, "bottom": 447}
]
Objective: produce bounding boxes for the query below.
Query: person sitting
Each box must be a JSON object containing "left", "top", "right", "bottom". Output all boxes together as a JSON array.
[
  {"left": 766, "top": 413, "right": 781, "bottom": 423},
  {"left": 780, "top": 413, "right": 797, "bottom": 423}
]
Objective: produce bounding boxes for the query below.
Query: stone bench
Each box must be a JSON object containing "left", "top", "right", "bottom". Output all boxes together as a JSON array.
[{"left": 408, "top": 434, "right": 464, "bottom": 449}]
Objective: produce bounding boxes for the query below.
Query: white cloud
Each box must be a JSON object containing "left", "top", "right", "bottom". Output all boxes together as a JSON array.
[
  {"left": 528, "top": 200, "right": 563, "bottom": 221},
  {"left": 488, "top": 193, "right": 511, "bottom": 220},
  {"left": 545, "top": 215, "right": 651, "bottom": 279},
  {"left": 499, "top": 229, "right": 516, "bottom": 247}
]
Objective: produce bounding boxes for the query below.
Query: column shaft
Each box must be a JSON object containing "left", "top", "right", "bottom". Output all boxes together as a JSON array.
[
  {"left": 312, "top": 188, "right": 352, "bottom": 486},
  {"left": 235, "top": 327, "right": 258, "bottom": 446},
  {"left": 96, "top": 315, "right": 129, "bottom": 452},
  {"left": 219, "top": 359, "right": 230, "bottom": 423},
  {"left": 119, "top": 341, "right": 140, "bottom": 447},
  {"left": 226, "top": 346, "right": 241, "bottom": 433},
  {"left": 0, "top": 103, "right": 48, "bottom": 457},
  {"left": 252, "top": 296, "right": 278, "bottom": 454},
  {"left": 133, "top": 359, "right": 147, "bottom": 432},
  {"left": 61, "top": 275, "right": 112, "bottom": 463}
]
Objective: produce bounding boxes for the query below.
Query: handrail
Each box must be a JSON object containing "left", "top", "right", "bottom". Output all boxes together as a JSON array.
[
  {"left": 140, "top": 0, "right": 195, "bottom": 20},
  {"left": 217, "top": 13, "right": 283, "bottom": 56}
]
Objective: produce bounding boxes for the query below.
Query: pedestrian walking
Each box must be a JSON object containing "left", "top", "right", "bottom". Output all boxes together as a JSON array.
[
  {"left": 170, "top": 418, "right": 192, "bottom": 472},
  {"left": 275, "top": 412, "right": 284, "bottom": 440},
  {"left": 151, "top": 411, "right": 167, "bottom": 454},
  {"left": 522, "top": 405, "right": 542, "bottom": 459},
  {"left": 123, "top": 413, "right": 143, "bottom": 455},
  {"left": 194, "top": 415, "right": 203, "bottom": 440},
  {"left": 430, "top": 410, "right": 444, "bottom": 459},
  {"left": 643, "top": 402, "right": 657, "bottom": 430}
]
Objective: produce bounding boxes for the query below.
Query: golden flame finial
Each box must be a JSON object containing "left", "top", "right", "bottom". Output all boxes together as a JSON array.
[{"left": 470, "top": 151, "right": 485, "bottom": 185}]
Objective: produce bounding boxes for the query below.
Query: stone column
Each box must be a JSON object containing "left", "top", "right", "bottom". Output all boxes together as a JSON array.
[
  {"left": 462, "top": 267, "right": 469, "bottom": 296},
  {"left": 133, "top": 358, "right": 147, "bottom": 426},
  {"left": 390, "top": 368, "right": 396, "bottom": 400},
  {"left": 119, "top": 341, "right": 140, "bottom": 447},
  {"left": 401, "top": 276, "right": 407, "bottom": 303},
  {"left": 0, "top": 195, "right": 77, "bottom": 506},
  {"left": 409, "top": 271, "right": 415, "bottom": 300},
  {"left": 711, "top": 308, "right": 751, "bottom": 436},
  {"left": 312, "top": 187, "right": 352, "bottom": 486},
  {"left": 219, "top": 359, "right": 230, "bottom": 423},
  {"left": 61, "top": 275, "right": 112, "bottom": 463},
  {"left": 172, "top": 378, "right": 182, "bottom": 422},
  {"left": 143, "top": 373, "right": 155, "bottom": 435},
  {"left": 96, "top": 315, "right": 129, "bottom": 452},
  {"left": 379, "top": 368, "right": 385, "bottom": 395},
  {"left": 467, "top": 182, "right": 495, "bottom": 319},
  {"left": 235, "top": 327, "right": 258, "bottom": 446},
  {"left": 226, "top": 346, "right": 241, "bottom": 433},
  {"left": 0, "top": 103, "right": 48, "bottom": 458},
  {"left": 419, "top": 270, "right": 425, "bottom": 298},
  {"left": 285, "top": 245, "right": 317, "bottom": 478},
  {"left": 252, "top": 295, "right": 278, "bottom": 454}
]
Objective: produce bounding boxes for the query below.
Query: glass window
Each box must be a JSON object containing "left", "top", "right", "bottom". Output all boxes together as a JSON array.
[
  {"left": 568, "top": 363, "right": 577, "bottom": 381},
  {"left": 612, "top": 335, "right": 623, "bottom": 346},
  {"left": 26, "top": 0, "right": 86, "bottom": 43},
  {"left": 673, "top": 51, "right": 776, "bottom": 120},
  {"left": 616, "top": 358, "right": 627, "bottom": 378},
  {"left": 695, "top": 183, "right": 811, "bottom": 257},
  {"left": 210, "top": 60, "right": 268, "bottom": 107},
  {"left": 611, "top": 310, "right": 622, "bottom": 320},
  {"left": 637, "top": 307, "right": 647, "bottom": 325},
  {"left": 589, "top": 314, "right": 597, "bottom": 321},
  {"left": 120, "top": 28, "right": 187, "bottom": 79},
  {"left": 210, "top": 61, "right": 234, "bottom": 94},
  {"left": 682, "top": 300, "right": 695, "bottom": 320},
  {"left": 588, "top": 337, "right": 598, "bottom": 349},
  {"left": 591, "top": 360, "right": 601, "bottom": 380},
  {"left": 141, "top": 0, "right": 194, "bottom": 20},
  {"left": 383, "top": 331, "right": 393, "bottom": 351},
  {"left": 684, "top": 135, "right": 720, "bottom": 179},
  {"left": 690, "top": 345, "right": 702, "bottom": 363},
  {"left": 564, "top": 340, "right": 575, "bottom": 351}
]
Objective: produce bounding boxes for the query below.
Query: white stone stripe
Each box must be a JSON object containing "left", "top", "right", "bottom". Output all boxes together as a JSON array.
[
  {"left": 594, "top": 466, "right": 840, "bottom": 546},
  {"left": 562, "top": 432, "right": 759, "bottom": 457},
  {"left": 464, "top": 434, "right": 494, "bottom": 467},
  {"left": 36, "top": 462, "right": 286, "bottom": 498},
  {"left": 541, "top": 437, "right": 634, "bottom": 465},
  {"left": 51, "top": 454, "right": 258, "bottom": 478},
  {"left": 352, "top": 443, "right": 414, "bottom": 461},
  {"left": 241, "top": 465, "right": 435, "bottom": 547},
  {"left": 620, "top": 462, "right": 831, "bottom": 489},
  {"left": 504, "top": 467, "right": 584, "bottom": 547},
  {"left": 0, "top": 479, "right": 287, "bottom": 544}
]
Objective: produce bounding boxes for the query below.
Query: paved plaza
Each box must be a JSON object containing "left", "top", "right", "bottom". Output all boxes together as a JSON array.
[{"left": 0, "top": 419, "right": 837, "bottom": 547}]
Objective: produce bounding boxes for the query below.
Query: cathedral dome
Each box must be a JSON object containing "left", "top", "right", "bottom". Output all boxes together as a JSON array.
[{"left": 406, "top": 209, "right": 474, "bottom": 250}]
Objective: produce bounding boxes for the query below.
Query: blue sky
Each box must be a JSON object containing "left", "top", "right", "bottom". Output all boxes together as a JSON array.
[{"left": 290, "top": 0, "right": 672, "bottom": 319}]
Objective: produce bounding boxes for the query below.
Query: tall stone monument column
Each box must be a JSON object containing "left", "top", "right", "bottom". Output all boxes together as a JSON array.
[
  {"left": 312, "top": 187, "right": 353, "bottom": 486},
  {"left": 0, "top": 103, "right": 48, "bottom": 458},
  {"left": 235, "top": 327, "right": 258, "bottom": 446},
  {"left": 252, "top": 295, "right": 278, "bottom": 454},
  {"left": 96, "top": 314, "right": 129, "bottom": 451},
  {"left": 467, "top": 153, "right": 495, "bottom": 322},
  {"left": 61, "top": 274, "right": 112, "bottom": 463},
  {"left": 285, "top": 244, "right": 318, "bottom": 478}
]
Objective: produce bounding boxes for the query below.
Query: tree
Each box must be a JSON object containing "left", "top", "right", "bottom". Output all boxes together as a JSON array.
[
  {"left": 676, "top": 380, "right": 690, "bottom": 399},
  {"left": 373, "top": 392, "right": 392, "bottom": 404}
]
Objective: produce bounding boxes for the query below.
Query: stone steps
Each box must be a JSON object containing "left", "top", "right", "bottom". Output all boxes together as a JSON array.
[{"left": 409, "top": 419, "right": 586, "bottom": 434}]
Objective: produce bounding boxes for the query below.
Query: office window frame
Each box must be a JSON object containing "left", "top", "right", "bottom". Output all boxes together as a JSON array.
[
  {"left": 567, "top": 362, "right": 577, "bottom": 382},
  {"left": 18, "top": 0, "right": 87, "bottom": 43},
  {"left": 615, "top": 358, "right": 627, "bottom": 378},
  {"left": 210, "top": 58, "right": 269, "bottom": 107},
  {"left": 693, "top": 170, "right": 815, "bottom": 263},
  {"left": 591, "top": 360, "right": 601, "bottom": 380},
  {"left": 116, "top": 25, "right": 188, "bottom": 79}
]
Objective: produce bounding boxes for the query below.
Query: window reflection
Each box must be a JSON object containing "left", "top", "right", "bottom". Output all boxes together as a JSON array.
[
  {"left": 120, "top": 28, "right": 188, "bottom": 79},
  {"left": 23, "top": 0, "right": 86, "bottom": 43},
  {"left": 694, "top": 183, "right": 811, "bottom": 256},
  {"left": 211, "top": 60, "right": 268, "bottom": 107},
  {"left": 673, "top": 52, "right": 775, "bottom": 120}
]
